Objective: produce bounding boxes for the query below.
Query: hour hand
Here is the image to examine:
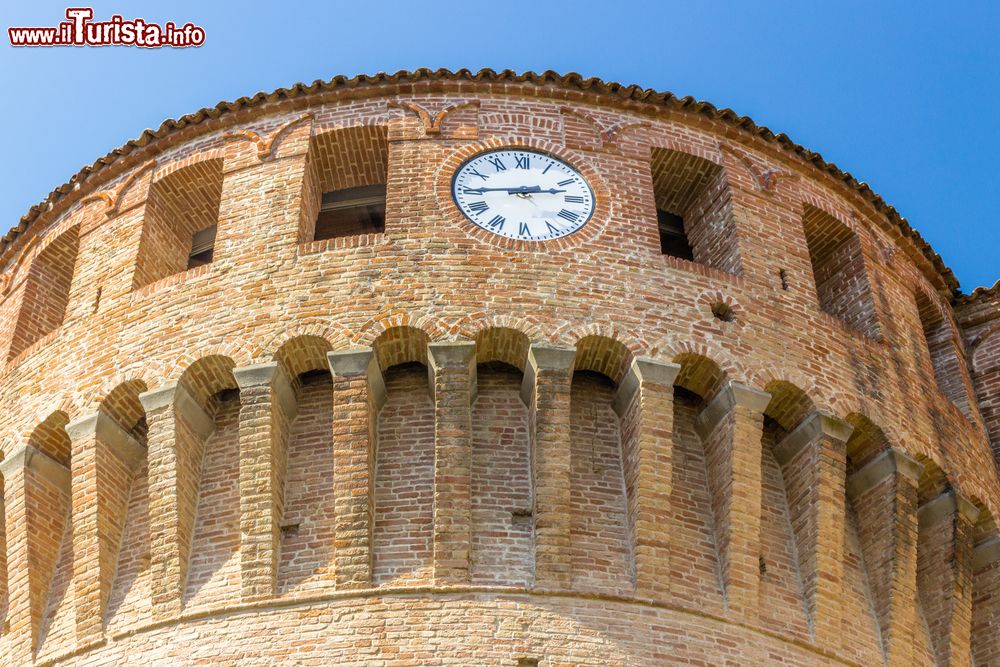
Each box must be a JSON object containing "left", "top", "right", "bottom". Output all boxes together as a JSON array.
[{"left": 463, "top": 185, "right": 566, "bottom": 194}]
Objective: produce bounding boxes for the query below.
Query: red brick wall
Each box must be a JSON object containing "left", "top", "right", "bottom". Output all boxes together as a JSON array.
[
  {"left": 0, "top": 78, "right": 995, "bottom": 665},
  {"left": 8, "top": 226, "right": 78, "bottom": 361},
  {"left": 373, "top": 364, "right": 434, "bottom": 586},
  {"left": 569, "top": 372, "right": 631, "bottom": 595},
  {"left": 182, "top": 395, "right": 240, "bottom": 611},
  {"left": 278, "top": 375, "right": 336, "bottom": 594},
  {"left": 758, "top": 420, "right": 811, "bottom": 640},
  {"left": 668, "top": 390, "right": 726, "bottom": 614},
  {"left": 801, "top": 205, "right": 881, "bottom": 339},
  {"left": 105, "top": 461, "right": 150, "bottom": 635},
  {"left": 470, "top": 363, "right": 532, "bottom": 587},
  {"left": 972, "top": 329, "right": 1000, "bottom": 457}
]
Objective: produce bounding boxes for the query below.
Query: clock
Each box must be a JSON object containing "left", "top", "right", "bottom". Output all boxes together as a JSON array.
[{"left": 452, "top": 148, "right": 595, "bottom": 241}]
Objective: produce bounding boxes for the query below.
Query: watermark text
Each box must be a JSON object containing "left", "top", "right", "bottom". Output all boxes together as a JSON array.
[{"left": 9, "top": 8, "right": 205, "bottom": 48}]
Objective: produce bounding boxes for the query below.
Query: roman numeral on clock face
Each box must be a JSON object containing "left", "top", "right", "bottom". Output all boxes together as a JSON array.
[
  {"left": 519, "top": 222, "right": 530, "bottom": 237},
  {"left": 514, "top": 155, "right": 530, "bottom": 169},
  {"left": 488, "top": 156, "right": 506, "bottom": 171},
  {"left": 565, "top": 195, "right": 585, "bottom": 204},
  {"left": 558, "top": 178, "right": 575, "bottom": 187},
  {"left": 558, "top": 209, "right": 580, "bottom": 223},
  {"left": 468, "top": 201, "right": 489, "bottom": 214},
  {"left": 468, "top": 167, "right": 488, "bottom": 181},
  {"left": 487, "top": 215, "right": 505, "bottom": 229}
]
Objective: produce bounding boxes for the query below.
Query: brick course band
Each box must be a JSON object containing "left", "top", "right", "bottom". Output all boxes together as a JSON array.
[{"left": 0, "top": 73, "right": 999, "bottom": 666}]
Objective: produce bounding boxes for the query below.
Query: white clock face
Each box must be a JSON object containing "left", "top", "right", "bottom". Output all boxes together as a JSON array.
[{"left": 452, "top": 149, "right": 595, "bottom": 241}]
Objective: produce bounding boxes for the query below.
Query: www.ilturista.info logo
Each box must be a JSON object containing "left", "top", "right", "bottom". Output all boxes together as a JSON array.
[{"left": 8, "top": 8, "right": 205, "bottom": 47}]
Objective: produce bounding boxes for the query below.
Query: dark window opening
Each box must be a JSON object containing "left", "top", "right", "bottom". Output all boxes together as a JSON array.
[
  {"left": 315, "top": 184, "right": 386, "bottom": 241},
  {"left": 187, "top": 224, "right": 217, "bottom": 269},
  {"left": 657, "top": 209, "right": 694, "bottom": 260},
  {"left": 299, "top": 368, "right": 331, "bottom": 386}
]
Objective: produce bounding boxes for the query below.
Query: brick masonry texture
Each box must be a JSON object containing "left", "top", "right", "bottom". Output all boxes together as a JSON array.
[{"left": 0, "top": 70, "right": 998, "bottom": 665}]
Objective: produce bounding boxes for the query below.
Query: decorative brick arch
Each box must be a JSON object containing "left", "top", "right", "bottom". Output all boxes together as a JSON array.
[
  {"left": 762, "top": 380, "right": 818, "bottom": 432},
  {"left": 663, "top": 339, "right": 748, "bottom": 393},
  {"left": 554, "top": 320, "right": 652, "bottom": 361},
  {"left": 669, "top": 350, "right": 731, "bottom": 401},
  {"left": 355, "top": 309, "right": 450, "bottom": 348},
  {"left": 573, "top": 334, "right": 635, "bottom": 386},
  {"left": 150, "top": 148, "right": 226, "bottom": 185},
  {"left": 970, "top": 496, "right": 1000, "bottom": 545},
  {"left": 272, "top": 334, "right": 334, "bottom": 378},
  {"left": 913, "top": 453, "right": 954, "bottom": 505},
  {"left": 98, "top": 379, "right": 150, "bottom": 432},
  {"left": 27, "top": 410, "right": 72, "bottom": 468},
  {"left": 752, "top": 366, "right": 831, "bottom": 416},
  {"left": 474, "top": 327, "right": 530, "bottom": 372},
  {"left": 843, "top": 413, "right": 894, "bottom": 469},
  {"left": 223, "top": 113, "right": 314, "bottom": 162},
  {"left": 176, "top": 354, "right": 239, "bottom": 405},
  {"left": 162, "top": 337, "right": 253, "bottom": 392},
  {"left": 258, "top": 320, "right": 353, "bottom": 360},
  {"left": 972, "top": 325, "right": 1000, "bottom": 374},
  {"left": 371, "top": 325, "right": 430, "bottom": 371},
  {"left": 451, "top": 311, "right": 544, "bottom": 343}
]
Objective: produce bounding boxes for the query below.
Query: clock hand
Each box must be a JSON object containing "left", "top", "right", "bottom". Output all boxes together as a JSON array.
[{"left": 463, "top": 186, "right": 567, "bottom": 194}]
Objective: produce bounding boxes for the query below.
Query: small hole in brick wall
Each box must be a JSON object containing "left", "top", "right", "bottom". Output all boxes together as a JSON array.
[
  {"left": 92, "top": 286, "right": 102, "bottom": 313},
  {"left": 711, "top": 301, "right": 736, "bottom": 323},
  {"left": 759, "top": 555, "right": 767, "bottom": 575},
  {"left": 281, "top": 522, "right": 300, "bottom": 537},
  {"left": 516, "top": 658, "right": 540, "bottom": 667},
  {"left": 779, "top": 268, "right": 790, "bottom": 290}
]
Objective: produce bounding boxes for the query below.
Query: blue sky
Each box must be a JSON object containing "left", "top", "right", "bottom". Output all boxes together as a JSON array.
[{"left": 1, "top": 0, "right": 997, "bottom": 290}]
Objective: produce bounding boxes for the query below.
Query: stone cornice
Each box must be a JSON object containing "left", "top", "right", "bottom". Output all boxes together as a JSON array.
[
  {"left": 695, "top": 382, "right": 771, "bottom": 440},
  {"left": 846, "top": 449, "right": 923, "bottom": 499},
  {"left": 66, "top": 410, "right": 146, "bottom": 472},
  {"left": 520, "top": 343, "right": 576, "bottom": 406},
  {"left": 772, "top": 411, "right": 854, "bottom": 467},
  {"left": 612, "top": 358, "right": 681, "bottom": 417},
  {"left": 234, "top": 361, "right": 299, "bottom": 421},
  {"left": 138, "top": 382, "right": 215, "bottom": 438},
  {"left": 327, "top": 348, "right": 386, "bottom": 411},
  {"left": 0, "top": 444, "right": 71, "bottom": 491}
]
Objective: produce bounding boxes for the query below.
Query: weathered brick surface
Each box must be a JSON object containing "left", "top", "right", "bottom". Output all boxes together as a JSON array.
[
  {"left": 470, "top": 364, "right": 532, "bottom": 587},
  {"left": 0, "top": 75, "right": 998, "bottom": 664}
]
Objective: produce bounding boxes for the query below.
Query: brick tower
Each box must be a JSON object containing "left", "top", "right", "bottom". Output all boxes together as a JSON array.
[{"left": 0, "top": 69, "right": 998, "bottom": 666}]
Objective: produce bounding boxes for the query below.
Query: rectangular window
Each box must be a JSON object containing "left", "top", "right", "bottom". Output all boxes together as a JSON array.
[
  {"left": 9, "top": 226, "right": 79, "bottom": 359},
  {"left": 915, "top": 290, "right": 973, "bottom": 415},
  {"left": 315, "top": 184, "right": 386, "bottom": 241},
  {"left": 657, "top": 209, "right": 694, "bottom": 260},
  {"left": 801, "top": 205, "right": 881, "bottom": 339},
  {"left": 649, "top": 147, "right": 736, "bottom": 271},
  {"left": 133, "top": 158, "right": 224, "bottom": 290},
  {"left": 187, "top": 225, "right": 217, "bottom": 269},
  {"left": 299, "top": 125, "right": 389, "bottom": 245}
]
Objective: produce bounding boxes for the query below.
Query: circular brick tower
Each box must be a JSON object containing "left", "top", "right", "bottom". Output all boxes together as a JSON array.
[{"left": 1, "top": 69, "right": 999, "bottom": 666}]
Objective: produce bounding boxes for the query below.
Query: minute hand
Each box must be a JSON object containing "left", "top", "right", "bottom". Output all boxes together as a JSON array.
[{"left": 463, "top": 185, "right": 566, "bottom": 194}]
